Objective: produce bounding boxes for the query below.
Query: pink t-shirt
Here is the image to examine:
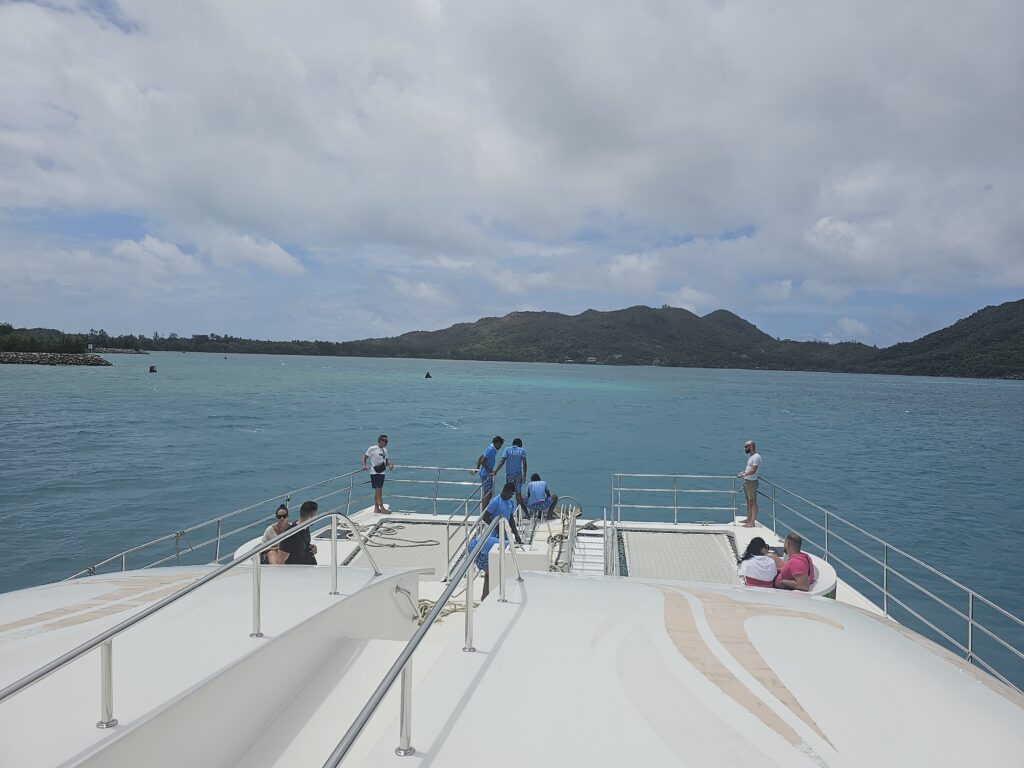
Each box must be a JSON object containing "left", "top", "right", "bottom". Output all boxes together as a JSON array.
[{"left": 779, "top": 553, "right": 814, "bottom": 585}]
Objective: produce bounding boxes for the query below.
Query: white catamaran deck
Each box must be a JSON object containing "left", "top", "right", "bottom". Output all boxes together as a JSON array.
[
  {"left": 351, "top": 572, "right": 1024, "bottom": 767},
  {"left": 2, "top": 467, "right": 1021, "bottom": 766}
]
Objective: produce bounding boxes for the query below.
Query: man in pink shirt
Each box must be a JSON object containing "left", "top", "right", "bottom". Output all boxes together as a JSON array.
[{"left": 770, "top": 532, "right": 815, "bottom": 591}]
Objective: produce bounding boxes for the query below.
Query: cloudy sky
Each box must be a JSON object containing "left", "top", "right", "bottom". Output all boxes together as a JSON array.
[{"left": 1, "top": 0, "right": 1021, "bottom": 347}]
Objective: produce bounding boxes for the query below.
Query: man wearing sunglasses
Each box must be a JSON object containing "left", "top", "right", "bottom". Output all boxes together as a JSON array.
[{"left": 363, "top": 434, "right": 394, "bottom": 514}]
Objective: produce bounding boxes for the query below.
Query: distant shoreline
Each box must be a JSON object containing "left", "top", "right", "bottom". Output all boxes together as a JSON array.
[{"left": 0, "top": 352, "right": 112, "bottom": 366}]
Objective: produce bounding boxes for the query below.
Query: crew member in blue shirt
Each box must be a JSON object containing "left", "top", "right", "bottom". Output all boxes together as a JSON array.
[
  {"left": 525, "top": 473, "right": 559, "bottom": 518},
  {"left": 475, "top": 436, "right": 504, "bottom": 510},
  {"left": 485, "top": 482, "right": 523, "bottom": 546},
  {"left": 492, "top": 437, "right": 527, "bottom": 509}
]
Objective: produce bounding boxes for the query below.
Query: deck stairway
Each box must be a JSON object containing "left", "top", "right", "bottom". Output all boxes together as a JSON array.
[{"left": 571, "top": 531, "right": 606, "bottom": 576}]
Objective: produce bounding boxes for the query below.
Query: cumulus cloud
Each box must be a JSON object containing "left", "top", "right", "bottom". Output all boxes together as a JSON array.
[
  {"left": 112, "top": 236, "right": 203, "bottom": 276},
  {"left": 0, "top": 0, "right": 1021, "bottom": 344},
  {"left": 834, "top": 316, "right": 870, "bottom": 340},
  {"left": 665, "top": 286, "right": 716, "bottom": 314},
  {"left": 200, "top": 233, "right": 304, "bottom": 275},
  {"left": 755, "top": 279, "right": 794, "bottom": 304}
]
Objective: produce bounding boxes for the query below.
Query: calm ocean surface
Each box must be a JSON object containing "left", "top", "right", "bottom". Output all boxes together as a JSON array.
[{"left": 1, "top": 353, "right": 1022, "bottom": 623}]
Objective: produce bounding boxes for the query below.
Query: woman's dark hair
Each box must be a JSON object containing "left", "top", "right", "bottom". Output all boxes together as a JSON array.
[{"left": 738, "top": 537, "right": 769, "bottom": 564}]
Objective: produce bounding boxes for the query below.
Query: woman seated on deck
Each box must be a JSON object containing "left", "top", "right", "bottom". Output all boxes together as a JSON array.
[
  {"left": 737, "top": 537, "right": 778, "bottom": 587},
  {"left": 261, "top": 504, "right": 291, "bottom": 564}
]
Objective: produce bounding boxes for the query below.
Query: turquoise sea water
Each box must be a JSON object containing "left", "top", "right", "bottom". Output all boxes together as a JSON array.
[{"left": 1, "top": 353, "right": 1022, "bottom": 660}]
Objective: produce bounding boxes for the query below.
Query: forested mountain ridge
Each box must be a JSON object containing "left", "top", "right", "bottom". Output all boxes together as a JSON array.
[{"left": 2, "top": 299, "right": 1022, "bottom": 378}]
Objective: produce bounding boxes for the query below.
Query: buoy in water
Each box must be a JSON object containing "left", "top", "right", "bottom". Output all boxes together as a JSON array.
[
  {"left": 425, "top": 371, "right": 432, "bottom": 378},
  {"left": 148, "top": 365, "right": 157, "bottom": 373}
]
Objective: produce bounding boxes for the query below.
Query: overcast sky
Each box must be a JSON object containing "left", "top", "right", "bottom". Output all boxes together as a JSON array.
[{"left": 2, "top": 0, "right": 1022, "bottom": 347}]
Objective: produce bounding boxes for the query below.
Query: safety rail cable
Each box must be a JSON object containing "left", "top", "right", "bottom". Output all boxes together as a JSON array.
[
  {"left": 66, "top": 466, "right": 483, "bottom": 580},
  {"left": 759, "top": 481, "right": 1024, "bottom": 692},
  {"left": 65, "top": 469, "right": 368, "bottom": 579},
  {"left": 764, "top": 479, "right": 1024, "bottom": 627},
  {"left": 611, "top": 473, "right": 738, "bottom": 525},
  {"left": 443, "top": 482, "right": 487, "bottom": 580},
  {"left": 610, "top": 471, "right": 1024, "bottom": 693},
  {"left": 0, "top": 508, "right": 380, "bottom": 710},
  {"left": 322, "top": 513, "right": 504, "bottom": 766},
  {"left": 759, "top": 480, "right": 1024, "bottom": 633}
]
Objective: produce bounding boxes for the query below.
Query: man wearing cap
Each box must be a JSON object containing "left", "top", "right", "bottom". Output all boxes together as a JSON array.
[{"left": 737, "top": 440, "right": 763, "bottom": 528}]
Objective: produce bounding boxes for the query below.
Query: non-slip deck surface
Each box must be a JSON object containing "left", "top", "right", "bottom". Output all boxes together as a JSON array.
[
  {"left": 342, "top": 520, "right": 457, "bottom": 577},
  {"left": 622, "top": 530, "right": 739, "bottom": 584}
]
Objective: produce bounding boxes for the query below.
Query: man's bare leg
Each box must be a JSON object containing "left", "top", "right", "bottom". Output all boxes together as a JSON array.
[{"left": 743, "top": 496, "right": 758, "bottom": 527}]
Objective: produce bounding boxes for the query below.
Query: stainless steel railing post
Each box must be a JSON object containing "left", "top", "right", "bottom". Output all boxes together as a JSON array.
[
  {"left": 882, "top": 544, "right": 889, "bottom": 615},
  {"left": 330, "top": 515, "right": 340, "bottom": 596},
  {"left": 250, "top": 555, "right": 264, "bottom": 638},
  {"left": 214, "top": 520, "right": 222, "bottom": 562},
  {"left": 824, "top": 512, "right": 830, "bottom": 562},
  {"left": 121, "top": 553, "right": 126, "bottom": 572},
  {"left": 732, "top": 476, "right": 738, "bottom": 523},
  {"left": 395, "top": 663, "right": 415, "bottom": 756},
  {"left": 505, "top": 519, "right": 524, "bottom": 583},
  {"left": 433, "top": 468, "right": 441, "bottom": 517},
  {"left": 673, "top": 476, "right": 678, "bottom": 524},
  {"left": 967, "top": 593, "right": 974, "bottom": 662},
  {"left": 603, "top": 507, "right": 609, "bottom": 575},
  {"left": 771, "top": 484, "right": 777, "bottom": 535},
  {"left": 497, "top": 516, "right": 507, "bottom": 603},
  {"left": 96, "top": 640, "right": 117, "bottom": 729},
  {"left": 463, "top": 563, "right": 476, "bottom": 652}
]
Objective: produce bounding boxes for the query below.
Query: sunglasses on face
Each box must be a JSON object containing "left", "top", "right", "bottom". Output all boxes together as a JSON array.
[{"left": 276, "top": 513, "right": 288, "bottom": 519}]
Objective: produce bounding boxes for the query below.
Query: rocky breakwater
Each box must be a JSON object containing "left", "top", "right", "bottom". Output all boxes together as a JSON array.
[{"left": 0, "top": 352, "right": 112, "bottom": 366}]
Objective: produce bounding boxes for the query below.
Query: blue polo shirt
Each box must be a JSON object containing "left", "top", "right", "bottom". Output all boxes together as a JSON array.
[
  {"left": 485, "top": 494, "right": 515, "bottom": 521},
  {"left": 503, "top": 445, "right": 526, "bottom": 476},
  {"left": 479, "top": 443, "right": 498, "bottom": 479},
  {"left": 526, "top": 480, "right": 549, "bottom": 507}
]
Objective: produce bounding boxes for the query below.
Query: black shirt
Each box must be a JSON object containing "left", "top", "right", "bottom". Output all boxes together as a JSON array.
[{"left": 279, "top": 522, "right": 317, "bottom": 565}]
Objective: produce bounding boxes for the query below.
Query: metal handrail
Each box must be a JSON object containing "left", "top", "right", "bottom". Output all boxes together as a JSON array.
[
  {"left": 611, "top": 473, "right": 738, "bottom": 525},
  {"left": 66, "top": 466, "right": 485, "bottom": 580},
  {"left": 0, "top": 509, "right": 380, "bottom": 718},
  {"left": 322, "top": 513, "right": 506, "bottom": 765},
  {"left": 66, "top": 469, "right": 369, "bottom": 579}
]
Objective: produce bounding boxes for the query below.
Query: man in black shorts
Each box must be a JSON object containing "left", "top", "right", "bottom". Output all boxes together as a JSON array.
[{"left": 363, "top": 434, "right": 394, "bottom": 514}]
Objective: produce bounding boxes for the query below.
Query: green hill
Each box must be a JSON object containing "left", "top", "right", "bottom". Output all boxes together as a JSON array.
[
  {"left": 861, "top": 301, "right": 1024, "bottom": 378},
  {"left": 4, "top": 299, "right": 1022, "bottom": 378},
  {"left": 337, "top": 301, "right": 1023, "bottom": 378}
]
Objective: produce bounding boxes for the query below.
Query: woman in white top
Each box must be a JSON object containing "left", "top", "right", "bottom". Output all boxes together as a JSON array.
[
  {"left": 737, "top": 536, "right": 778, "bottom": 588},
  {"left": 262, "top": 504, "right": 291, "bottom": 564}
]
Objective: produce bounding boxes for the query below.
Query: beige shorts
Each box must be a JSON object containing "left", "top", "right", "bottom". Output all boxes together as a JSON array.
[{"left": 743, "top": 479, "right": 759, "bottom": 502}]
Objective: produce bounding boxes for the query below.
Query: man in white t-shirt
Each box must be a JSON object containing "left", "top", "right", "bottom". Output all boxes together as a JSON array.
[
  {"left": 362, "top": 434, "right": 394, "bottom": 514},
  {"left": 737, "top": 439, "right": 762, "bottom": 528}
]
